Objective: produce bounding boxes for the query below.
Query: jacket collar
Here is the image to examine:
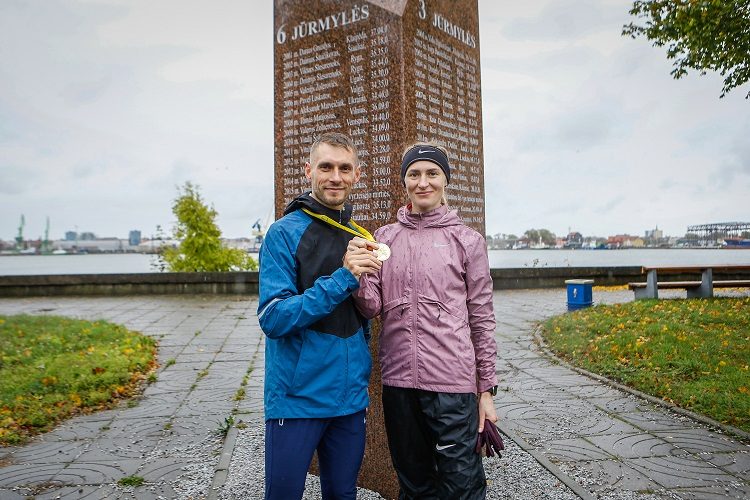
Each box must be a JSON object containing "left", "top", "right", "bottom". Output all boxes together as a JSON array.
[
  {"left": 397, "top": 204, "right": 461, "bottom": 229},
  {"left": 283, "top": 191, "right": 353, "bottom": 225}
]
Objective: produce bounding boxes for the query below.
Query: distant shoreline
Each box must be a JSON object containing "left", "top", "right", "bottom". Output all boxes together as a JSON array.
[{"left": 2, "top": 246, "right": 746, "bottom": 258}]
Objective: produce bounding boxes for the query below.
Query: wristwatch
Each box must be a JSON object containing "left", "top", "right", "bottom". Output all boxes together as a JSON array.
[{"left": 485, "top": 385, "right": 498, "bottom": 396}]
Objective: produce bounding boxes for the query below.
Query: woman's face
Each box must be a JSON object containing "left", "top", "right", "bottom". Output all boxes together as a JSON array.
[{"left": 404, "top": 160, "right": 446, "bottom": 214}]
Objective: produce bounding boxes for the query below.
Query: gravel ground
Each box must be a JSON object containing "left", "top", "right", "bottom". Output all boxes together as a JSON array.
[
  {"left": 216, "top": 423, "right": 688, "bottom": 500},
  {"left": 217, "top": 423, "right": 583, "bottom": 500}
]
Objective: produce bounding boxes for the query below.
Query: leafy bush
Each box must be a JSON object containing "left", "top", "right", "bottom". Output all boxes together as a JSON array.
[{"left": 159, "top": 182, "right": 257, "bottom": 272}]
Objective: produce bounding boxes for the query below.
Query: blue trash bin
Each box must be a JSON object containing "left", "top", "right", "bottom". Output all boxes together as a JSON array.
[{"left": 565, "top": 279, "right": 593, "bottom": 311}]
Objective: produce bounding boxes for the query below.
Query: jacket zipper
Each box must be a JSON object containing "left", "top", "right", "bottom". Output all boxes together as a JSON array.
[{"left": 411, "top": 212, "right": 422, "bottom": 387}]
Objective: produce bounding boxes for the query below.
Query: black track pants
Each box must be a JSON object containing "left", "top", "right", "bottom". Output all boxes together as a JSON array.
[{"left": 382, "top": 386, "right": 486, "bottom": 500}]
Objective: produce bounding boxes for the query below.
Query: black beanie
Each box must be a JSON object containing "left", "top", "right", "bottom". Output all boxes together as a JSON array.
[{"left": 400, "top": 145, "right": 451, "bottom": 184}]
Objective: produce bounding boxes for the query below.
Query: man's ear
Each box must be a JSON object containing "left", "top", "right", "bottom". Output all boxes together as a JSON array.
[
  {"left": 353, "top": 164, "right": 362, "bottom": 183},
  {"left": 304, "top": 162, "right": 312, "bottom": 180}
]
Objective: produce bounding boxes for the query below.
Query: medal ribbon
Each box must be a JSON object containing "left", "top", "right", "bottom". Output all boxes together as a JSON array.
[{"left": 301, "top": 208, "right": 375, "bottom": 242}]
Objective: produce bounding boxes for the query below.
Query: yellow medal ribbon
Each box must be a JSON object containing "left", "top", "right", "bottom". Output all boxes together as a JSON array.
[
  {"left": 301, "top": 208, "right": 391, "bottom": 261},
  {"left": 301, "top": 208, "right": 374, "bottom": 242}
]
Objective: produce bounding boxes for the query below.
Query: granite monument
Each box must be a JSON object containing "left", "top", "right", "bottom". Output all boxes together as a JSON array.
[{"left": 273, "top": 1, "right": 485, "bottom": 496}]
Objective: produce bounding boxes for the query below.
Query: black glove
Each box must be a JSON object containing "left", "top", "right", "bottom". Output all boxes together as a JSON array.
[{"left": 475, "top": 420, "right": 504, "bottom": 457}]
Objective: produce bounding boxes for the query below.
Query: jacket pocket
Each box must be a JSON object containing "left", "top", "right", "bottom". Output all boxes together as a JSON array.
[
  {"left": 347, "top": 331, "right": 372, "bottom": 400},
  {"left": 383, "top": 295, "right": 410, "bottom": 315},
  {"left": 379, "top": 295, "right": 412, "bottom": 384},
  {"left": 287, "top": 331, "right": 344, "bottom": 402},
  {"left": 422, "top": 295, "right": 469, "bottom": 328},
  {"left": 416, "top": 296, "right": 474, "bottom": 387}
]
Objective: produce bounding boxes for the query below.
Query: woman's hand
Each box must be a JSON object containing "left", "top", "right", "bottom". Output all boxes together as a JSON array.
[
  {"left": 348, "top": 236, "right": 377, "bottom": 253},
  {"left": 478, "top": 391, "right": 498, "bottom": 432}
]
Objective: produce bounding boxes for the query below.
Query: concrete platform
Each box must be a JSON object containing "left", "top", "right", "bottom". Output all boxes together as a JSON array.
[{"left": 0, "top": 290, "right": 748, "bottom": 499}]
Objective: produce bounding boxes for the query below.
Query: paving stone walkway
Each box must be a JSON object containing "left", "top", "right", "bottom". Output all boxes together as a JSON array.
[{"left": 0, "top": 290, "right": 747, "bottom": 499}]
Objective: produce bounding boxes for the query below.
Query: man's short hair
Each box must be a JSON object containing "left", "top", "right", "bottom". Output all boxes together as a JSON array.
[{"left": 310, "top": 132, "right": 359, "bottom": 165}]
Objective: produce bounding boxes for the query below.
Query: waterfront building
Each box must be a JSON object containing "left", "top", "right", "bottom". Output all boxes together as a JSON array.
[
  {"left": 607, "top": 235, "right": 644, "bottom": 249},
  {"left": 564, "top": 232, "right": 583, "bottom": 249}
]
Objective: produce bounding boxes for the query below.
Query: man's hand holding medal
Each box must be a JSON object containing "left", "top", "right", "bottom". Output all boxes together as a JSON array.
[{"left": 344, "top": 236, "right": 387, "bottom": 279}]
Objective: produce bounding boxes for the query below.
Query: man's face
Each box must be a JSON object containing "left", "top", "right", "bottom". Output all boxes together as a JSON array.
[{"left": 305, "top": 143, "right": 360, "bottom": 210}]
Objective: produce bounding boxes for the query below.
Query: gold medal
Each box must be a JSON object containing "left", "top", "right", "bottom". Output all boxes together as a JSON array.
[{"left": 374, "top": 242, "right": 391, "bottom": 261}]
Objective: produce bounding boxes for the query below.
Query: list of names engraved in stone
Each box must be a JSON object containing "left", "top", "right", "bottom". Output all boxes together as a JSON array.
[
  {"left": 347, "top": 23, "right": 395, "bottom": 224},
  {"left": 412, "top": 23, "right": 483, "bottom": 225},
  {"left": 277, "top": 8, "right": 397, "bottom": 226},
  {"left": 280, "top": 42, "right": 343, "bottom": 200}
]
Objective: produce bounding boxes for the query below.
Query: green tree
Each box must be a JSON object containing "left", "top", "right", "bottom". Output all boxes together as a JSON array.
[
  {"left": 160, "top": 182, "right": 257, "bottom": 272},
  {"left": 524, "top": 229, "right": 557, "bottom": 247},
  {"left": 538, "top": 229, "right": 557, "bottom": 246},
  {"left": 623, "top": 0, "right": 750, "bottom": 98},
  {"left": 524, "top": 229, "right": 540, "bottom": 245}
]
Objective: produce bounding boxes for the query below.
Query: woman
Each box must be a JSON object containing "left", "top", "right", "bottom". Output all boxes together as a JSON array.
[{"left": 350, "top": 142, "right": 498, "bottom": 499}]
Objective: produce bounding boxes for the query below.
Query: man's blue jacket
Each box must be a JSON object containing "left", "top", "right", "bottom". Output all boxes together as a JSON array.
[{"left": 257, "top": 193, "right": 371, "bottom": 420}]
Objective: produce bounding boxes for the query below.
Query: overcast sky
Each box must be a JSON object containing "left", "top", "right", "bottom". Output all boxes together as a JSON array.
[{"left": 1, "top": 0, "right": 748, "bottom": 242}]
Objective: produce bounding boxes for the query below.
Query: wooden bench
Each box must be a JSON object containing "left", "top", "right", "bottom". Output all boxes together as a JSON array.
[{"left": 628, "top": 265, "right": 750, "bottom": 299}]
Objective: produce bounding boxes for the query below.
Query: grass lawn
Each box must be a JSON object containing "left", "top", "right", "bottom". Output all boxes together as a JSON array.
[
  {"left": 542, "top": 297, "right": 750, "bottom": 433},
  {"left": 0, "top": 314, "right": 157, "bottom": 445}
]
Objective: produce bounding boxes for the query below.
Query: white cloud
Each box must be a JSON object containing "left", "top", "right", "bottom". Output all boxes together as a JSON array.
[
  {"left": 479, "top": 1, "right": 749, "bottom": 237},
  {"left": 0, "top": 0, "right": 274, "bottom": 240},
  {"left": 0, "top": 0, "right": 748, "bottom": 242}
]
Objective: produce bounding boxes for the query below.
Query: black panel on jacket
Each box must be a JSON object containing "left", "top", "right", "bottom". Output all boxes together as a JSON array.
[{"left": 289, "top": 192, "right": 364, "bottom": 339}]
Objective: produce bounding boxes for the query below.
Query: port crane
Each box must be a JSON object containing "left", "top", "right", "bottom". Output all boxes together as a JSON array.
[
  {"left": 15, "top": 214, "right": 25, "bottom": 251},
  {"left": 250, "top": 209, "right": 274, "bottom": 251},
  {"left": 41, "top": 217, "right": 51, "bottom": 254}
]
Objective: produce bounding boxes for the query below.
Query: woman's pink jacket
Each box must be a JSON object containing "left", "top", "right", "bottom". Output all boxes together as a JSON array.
[{"left": 353, "top": 205, "right": 497, "bottom": 394}]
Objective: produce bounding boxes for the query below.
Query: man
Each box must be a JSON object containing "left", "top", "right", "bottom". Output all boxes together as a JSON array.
[{"left": 257, "top": 132, "right": 382, "bottom": 500}]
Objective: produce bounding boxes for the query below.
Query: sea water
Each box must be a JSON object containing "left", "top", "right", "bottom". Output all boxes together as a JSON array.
[{"left": 0, "top": 249, "right": 748, "bottom": 275}]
